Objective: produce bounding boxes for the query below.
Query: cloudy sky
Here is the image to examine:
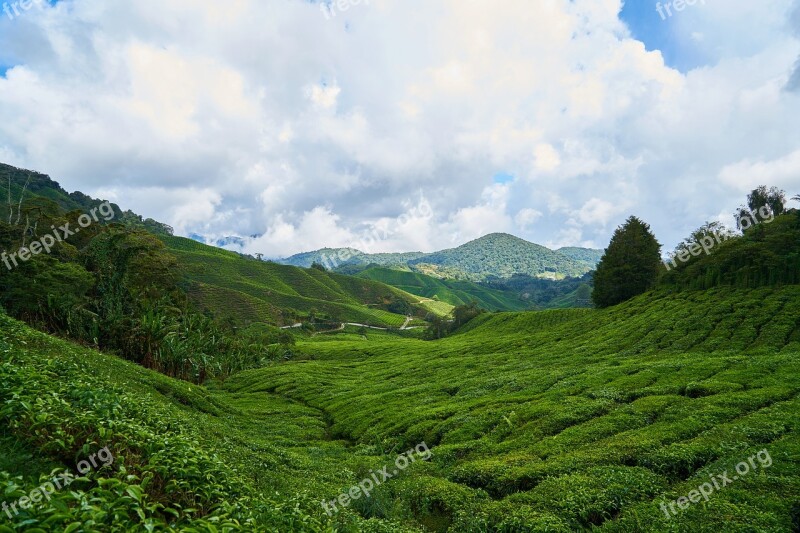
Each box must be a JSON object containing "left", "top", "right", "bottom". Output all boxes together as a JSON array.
[{"left": 0, "top": 0, "right": 799, "bottom": 258}]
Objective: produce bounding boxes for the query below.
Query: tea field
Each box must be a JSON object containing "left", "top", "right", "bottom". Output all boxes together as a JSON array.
[{"left": 1, "top": 285, "right": 799, "bottom": 531}]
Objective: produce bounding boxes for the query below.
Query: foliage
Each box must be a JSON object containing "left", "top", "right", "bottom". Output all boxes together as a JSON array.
[
  {"left": 0, "top": 199, "right": 287, "bottom": 384},
  {"left": 736, "top": 185, "right": 787, "bottom": 229},
  {"left": 661, "top": 213, "right": 800, "bottom": 290},
  {"left": 485, "top": 271, "right": 595, "bottom": 309},
  {"left": 593, "top": 216, "right": 662, "bottom": 308},
  {"left": 554, "top": 247, "right": 604, "bottom": 271},
  {"left": 0, "top": 315, "right": 336, "bottom": 532},
  {"left": 672, "top": 221, "right": 737, "bottom": 257},
  {"left": 1, "top": 215, "right": 799, "bottom": 530},
  {"left": 117, "top": 210, "right": 174, "bottom": 236},
  {"left": 424, "top": 302, "right": 485, "bottom": 339}
]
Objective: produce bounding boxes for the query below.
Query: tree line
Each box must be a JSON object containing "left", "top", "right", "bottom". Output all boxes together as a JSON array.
[
  {"left": 592, "top": 186, "right": 800, "bottom": 308},
  {"left": 0, "top": 192, "right": 293, "bottom": 384}
]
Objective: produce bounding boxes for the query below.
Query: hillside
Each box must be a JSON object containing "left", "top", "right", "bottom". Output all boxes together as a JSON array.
[
  {"left": 355, "top": 266, "right": 532, "bottom": 311},
  {"left": 280, "top": 233, "right": 602, "bottom": 282},
  {"left": 407, "top": 233, "right": 592, "bottom": 281},
  {"left": 0, "top": 162, "right": 173, "bottom": 234},
  {"left": 0, "top": 311, "right": 413, "bottom": 532},
  {"left": 2, "top": 208, "right": 799, "bottom": 531},
  {"left": 1, "top": 163, "right": 798, "bottom": 531},
  {"left": 557, "top": 246, "right": 605, "bottom": 271},
  {"left": 228, "top": 284, "right": 800, "bottom": 531},
  {"left": 0, "top": 163, "right": 434, "bottom": 330},
  {"left": 3, "top": 282, "right": 798, "bottom": 531},
  {"left": 160, "top": 235, "right": 430, "bottom": 327}
]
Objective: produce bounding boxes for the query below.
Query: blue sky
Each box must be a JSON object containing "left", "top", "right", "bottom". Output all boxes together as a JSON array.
[{"left": 620, "top": 0, "right": 707, "bottom": 72}]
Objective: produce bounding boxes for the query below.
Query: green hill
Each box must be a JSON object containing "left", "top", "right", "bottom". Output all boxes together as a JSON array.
[
  {"left": 160, "top": 235, "right": 428, "bottom": 327},
  {"left": 227, "top": 283, "right": 800, "bottom": 531},
  {"left": 355, "top": 266, "right": 531, "bottom": 311},
  {"left": 280, "top": 234, "right": 602, "bottom": 282},
  {"left": 408, "top": 233, "right": 592, "bottom": 281},
  {"left": 0, "top": 163, "right": 432, "bottom": 330},
  {"left": 556, "top": 246, "right": 605, "bottom": 271},
  {"left": 0, "top": 162, "right": 173, "bottom": 234},
  {"left": 3, "top": 282, "right": 798, "bottom": 531}
]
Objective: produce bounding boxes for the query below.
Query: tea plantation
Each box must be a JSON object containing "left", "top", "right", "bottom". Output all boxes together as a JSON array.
[{"left": 2, "top": 283, "right": 799, "bottom": 531}]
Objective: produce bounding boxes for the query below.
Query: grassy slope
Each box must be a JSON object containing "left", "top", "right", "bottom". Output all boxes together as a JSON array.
[
  {"left": 0, "top": 312, "right": 420, "bottom": 532},
  {"left": 226, "top": 286, "right": 800, "bottom": 531},
  {"left": 161, "top": 236, "right": 424, "bottom": 327},
  {"left": 355, "top": 267, "right": 531, "bottom": 312},
  {"left": 3, "top": 284, "right": 799, "bottom": 530}
]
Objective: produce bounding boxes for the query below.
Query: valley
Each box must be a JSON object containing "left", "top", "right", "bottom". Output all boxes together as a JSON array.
[{"left": 0, "top": 163, "right": 798, "bottom": 531}]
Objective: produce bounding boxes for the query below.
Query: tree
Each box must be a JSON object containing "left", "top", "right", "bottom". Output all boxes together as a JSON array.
[
  {"left": 592, "top": 216, "right": 662, "bottom": 308},
  {"left": 673, "top": 221, "right": 736, "bottom": 258},
  {"left": 737, "top": 186, "right": 786, "bottom": 229},
  {"left": 424, "top": 315, "right": 448, "bottom": 340},
  {"left": 452, "top": 301, "right": 484, "bottom": 329},
  {"left": 575, "top": 283, "right": 593, "bottom": 307}
]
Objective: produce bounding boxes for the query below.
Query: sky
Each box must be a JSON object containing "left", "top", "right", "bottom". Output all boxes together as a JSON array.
[{"left": 0, "top": 0, "right": 799, "bottom": 258}]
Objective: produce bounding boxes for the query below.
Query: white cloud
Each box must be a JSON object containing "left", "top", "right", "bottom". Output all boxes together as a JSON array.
[
  {"left": 515, "top": 208, "right": 544, "bottom": 229},
  {"left": 718, "top": 149, "right": 800, "bottom": 193},
  {"left": 0, "top": 0, "right": 797, "bottom": 256},
  {"left": 576, "top": 198, "right": 625, "bottom": 227}
]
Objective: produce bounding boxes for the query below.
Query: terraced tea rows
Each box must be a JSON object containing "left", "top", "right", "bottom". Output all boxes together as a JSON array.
[{"left": 225, "top": 286, "right": 800, "bottom": 531}]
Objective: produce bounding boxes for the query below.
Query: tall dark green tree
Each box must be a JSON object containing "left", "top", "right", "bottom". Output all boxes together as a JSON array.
[{"left": 592, "top": 216, "right": 662, "bottom": 308}]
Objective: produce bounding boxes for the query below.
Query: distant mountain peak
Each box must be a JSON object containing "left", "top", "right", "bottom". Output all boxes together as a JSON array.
[{"left": 279, "top": 233, "right": 602, "bottom": 281}]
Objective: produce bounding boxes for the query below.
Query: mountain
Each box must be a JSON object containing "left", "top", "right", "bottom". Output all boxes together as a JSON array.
[
  {"left": 280, "top": 233, "right": 603, "bottom": 282},
  {"left": 408, "top": 233, "right": 591, "bottom": 281},
  {"left": 2, "top": 162, "right": 799, "bottom": 531}
]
